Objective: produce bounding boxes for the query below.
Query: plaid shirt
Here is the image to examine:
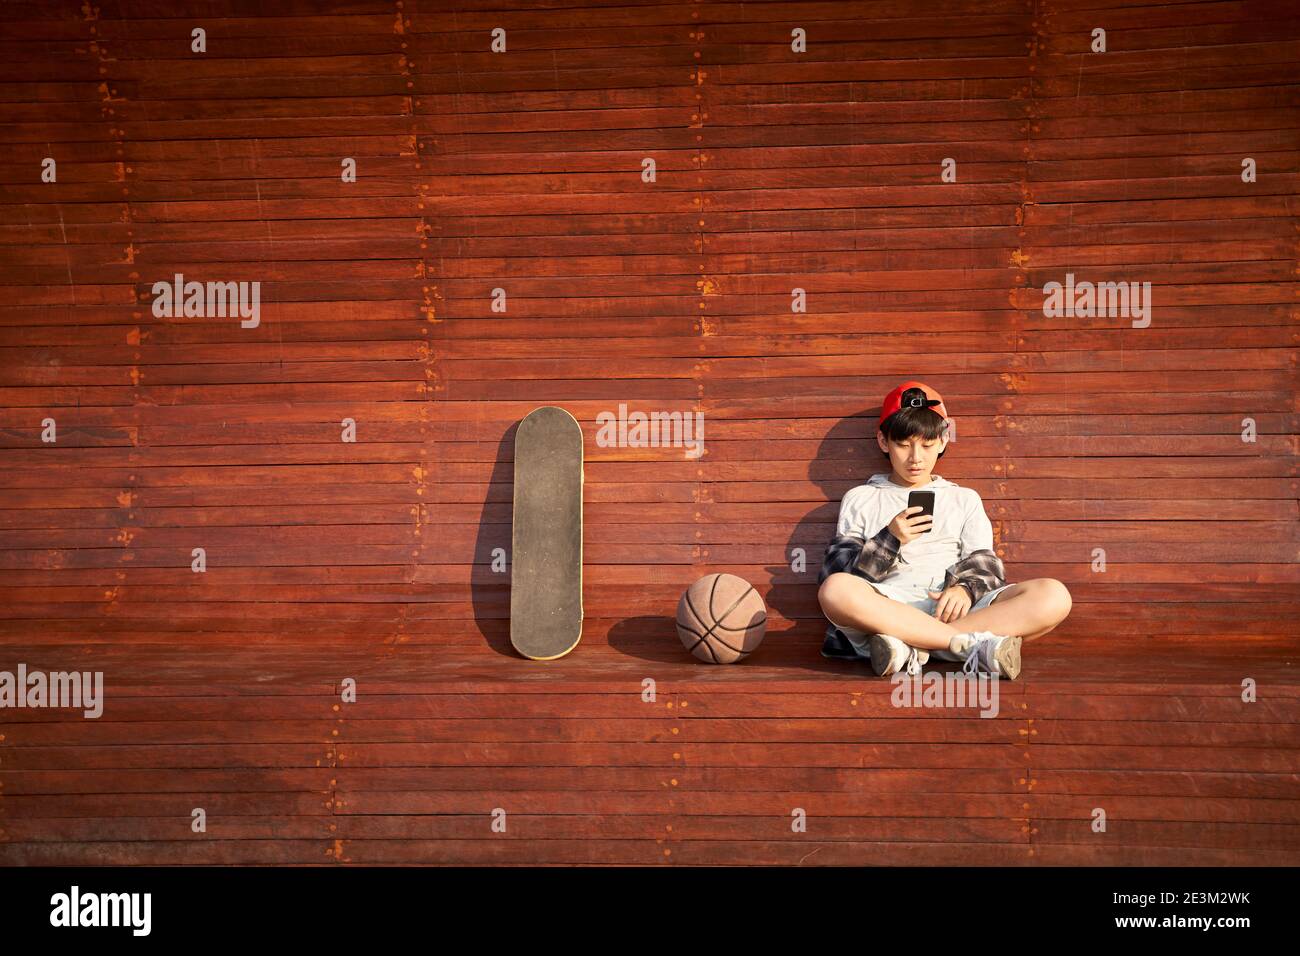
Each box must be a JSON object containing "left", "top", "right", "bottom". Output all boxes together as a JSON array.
[{"left": 817, "top": 527, "right": 1007, "bottom": 642}]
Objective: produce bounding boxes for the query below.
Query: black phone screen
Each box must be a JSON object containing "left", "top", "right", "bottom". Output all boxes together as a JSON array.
[{"left": 907, "top": 490, "right": 936, "bottom": 533}]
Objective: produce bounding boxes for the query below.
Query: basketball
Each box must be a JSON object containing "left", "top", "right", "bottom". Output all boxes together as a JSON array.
[{"left": 676, "top": 573, "right": 767, "bottom": 663}]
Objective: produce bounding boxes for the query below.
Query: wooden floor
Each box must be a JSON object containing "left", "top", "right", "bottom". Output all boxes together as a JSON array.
[
  {"left": 1, "top": 0, "right": 1298, "bottom": 865},
  {"left": 1, "top": 627, "right": 1297, "bottom": 866}
]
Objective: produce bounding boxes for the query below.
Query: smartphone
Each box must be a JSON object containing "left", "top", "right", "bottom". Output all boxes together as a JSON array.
[{"left": 907, "top": 490, "right": 935, "bottom": 533}]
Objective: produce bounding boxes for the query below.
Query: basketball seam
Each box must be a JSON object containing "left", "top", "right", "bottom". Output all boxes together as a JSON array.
[
  {"left": 711, "top": 575, "right": 763, "bottom": 628},
  {"left": 707, "top": 617, "right": 769, "bottom": 633},
  {"left": 677, "top": 623, "right": 707, "bottom": 640},
  {"left": 683, "top": 627, "right": 720, "bottom": 663},
  {"left": 683, "top": 590, "right": 741, "bottom": 654},
  {"left": 696, "top": 600, "right": 748, "bottom": 655}
]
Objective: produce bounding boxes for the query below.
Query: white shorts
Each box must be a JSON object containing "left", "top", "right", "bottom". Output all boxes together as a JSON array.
[{"left": 829, "top": 578, "right": 1016, "bottom": 661}]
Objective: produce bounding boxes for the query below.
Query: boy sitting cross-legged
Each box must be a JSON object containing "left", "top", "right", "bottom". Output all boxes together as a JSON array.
[{"left": 816, "top": 381, "right": 1072, "bottom": 678}]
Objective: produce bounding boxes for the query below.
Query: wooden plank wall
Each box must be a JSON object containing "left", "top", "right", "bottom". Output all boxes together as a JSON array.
[
  {"left": 1, "top": 0, "right": 1296, "bottom": 648},
  {"left": 0, "top": 0, "right": 1297, "bottom": 866}
]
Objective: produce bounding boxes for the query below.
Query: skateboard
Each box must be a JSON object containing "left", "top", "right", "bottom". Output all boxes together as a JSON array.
[{"left": 510, "top": 406, "right": 584, "bottom": 660}]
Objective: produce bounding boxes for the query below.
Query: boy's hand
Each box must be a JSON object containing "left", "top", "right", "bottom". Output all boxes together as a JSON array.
[
  {"left": 887, "top": 505, "right": 933, "bottom": 546},
  {"left": 926, "top": 586, "right": 971, "bottom": 623}
]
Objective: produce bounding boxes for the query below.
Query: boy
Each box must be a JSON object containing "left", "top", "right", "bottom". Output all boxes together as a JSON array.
[{"left": 816, "top": 381, "right": 1072, "bottom": 678}]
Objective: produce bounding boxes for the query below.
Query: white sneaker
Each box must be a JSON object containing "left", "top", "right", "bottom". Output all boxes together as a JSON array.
[
  {"left": 950, "top": 630, "right": 1022, "bottom": 680},
  {"left": 868, "top": 633, "right": 930, "bottom": 677}
]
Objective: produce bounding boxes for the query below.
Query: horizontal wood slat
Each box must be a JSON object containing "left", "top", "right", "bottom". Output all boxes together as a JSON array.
[{"left": 0, "top": 0, "right": 1297, "bottom": 866}]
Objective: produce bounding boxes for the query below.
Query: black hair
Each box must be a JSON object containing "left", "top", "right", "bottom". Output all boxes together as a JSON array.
[{"left": 879, "top": 407, "right": 948, "bottom": 458}]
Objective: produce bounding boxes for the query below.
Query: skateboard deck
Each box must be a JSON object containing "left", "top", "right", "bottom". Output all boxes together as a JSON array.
[{"left": 510, "top": 406, "right": 584, "bottom": 660}]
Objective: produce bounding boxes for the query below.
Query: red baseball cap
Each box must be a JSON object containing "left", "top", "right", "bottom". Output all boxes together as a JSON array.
[{"left": 878, "top": 381, "right": 949, "bottom": 431}]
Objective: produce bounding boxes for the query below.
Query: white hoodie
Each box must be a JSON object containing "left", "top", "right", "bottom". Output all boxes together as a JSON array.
[{"left": 832, "top": 473, "right": 995, "bottom": 591}]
